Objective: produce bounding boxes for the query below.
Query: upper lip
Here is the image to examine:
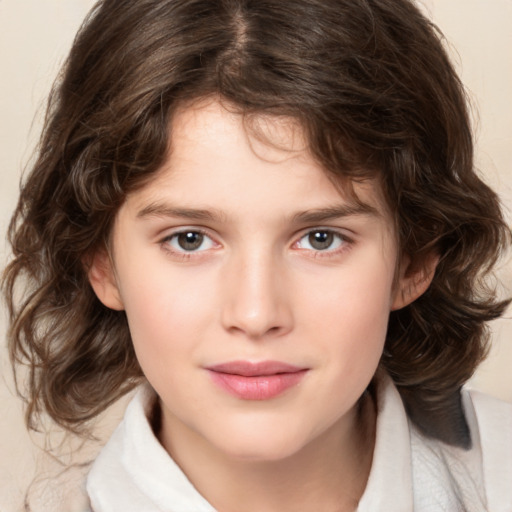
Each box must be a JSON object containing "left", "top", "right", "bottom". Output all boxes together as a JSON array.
[{"left": 206, "top": 361, "right": 307, "bottom": 377}]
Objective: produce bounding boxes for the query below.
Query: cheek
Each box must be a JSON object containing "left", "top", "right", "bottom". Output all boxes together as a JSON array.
[
  {"left": 116, "top": 257, "right": 217, "bottom": 365},
  {"left": 305, "top": 254, "right": 395, "bottom": 324},
  {"left": 301, "top": 254, "right": 394, "bottom": 367},
  {"left": 122, "top": 287, "right": 198, "bottom": 392}
]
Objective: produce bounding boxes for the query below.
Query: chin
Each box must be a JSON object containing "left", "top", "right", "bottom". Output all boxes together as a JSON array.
[{"left": 211, "top": 428, "right": 311, "bottom": 463}]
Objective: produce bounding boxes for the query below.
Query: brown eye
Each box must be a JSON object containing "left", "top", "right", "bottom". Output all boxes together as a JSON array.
[
  {"left": 295, "top": 230, "right": 345, "bottom": 253},
  {"left": 163, "top": 230, "right": 217, "bottom": 255},
  {"left": 177, "top": 232, "right": 204, "bottom": 251},
  {"left": 308, "top": 231, "right": 335, "bottom": 250}
]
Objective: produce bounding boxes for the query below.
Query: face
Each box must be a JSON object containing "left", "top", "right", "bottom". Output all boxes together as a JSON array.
[{"left": 90, "top": 98, "right": 422, "bottom": 464}]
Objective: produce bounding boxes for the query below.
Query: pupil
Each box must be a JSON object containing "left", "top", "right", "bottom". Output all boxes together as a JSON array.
[
  {"left": 178, "top": 232, "right": 203, "bottom": 251},
  {"left": 309, "top": 231, "right": 333, "bottom": 250}
]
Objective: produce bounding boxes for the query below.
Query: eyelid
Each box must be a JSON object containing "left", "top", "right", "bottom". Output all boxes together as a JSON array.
[
  {"left": 159, "top": 227, "right": 221, "bottom": 255},
  {"left": 157, "top": 225, "right": 354, "bottom": 259},
  {"left": 159, "top": 226, "right": 211, "bottom": 241},
  {"left": 292, "top": 227, "right": 354, "bottom": 254}
]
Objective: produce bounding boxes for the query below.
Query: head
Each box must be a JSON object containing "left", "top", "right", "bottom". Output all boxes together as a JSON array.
[{"left": 4, "top": 0, "right": 510, "bottom": 446}]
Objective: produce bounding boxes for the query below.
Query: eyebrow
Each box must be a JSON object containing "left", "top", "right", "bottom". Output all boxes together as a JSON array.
[
  {"left": 136, "top": 203, "right": 226, "bottom": 222},
  {"left": 136, "top": 201, "right": 380, "bottom": 223},
  {"left": 291, "top": 203, "right": 380, "bottom": 224}
]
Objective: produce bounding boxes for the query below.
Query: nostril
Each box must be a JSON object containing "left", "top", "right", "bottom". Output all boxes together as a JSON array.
[{"left": 220, "top": 264, "right": 294, "bottom": 338}]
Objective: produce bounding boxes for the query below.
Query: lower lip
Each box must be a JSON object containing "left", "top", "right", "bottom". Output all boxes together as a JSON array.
[{"left": 208, "top": 370, "right": 308, "bottom": 400}]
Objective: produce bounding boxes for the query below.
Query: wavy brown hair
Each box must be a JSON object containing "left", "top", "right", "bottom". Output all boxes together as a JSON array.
[{"left": 3, "top": 0, "right": 510, "bottom": 446}]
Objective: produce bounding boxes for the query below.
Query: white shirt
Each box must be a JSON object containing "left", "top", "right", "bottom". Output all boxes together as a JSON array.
[{"left": 86, "top": 374, "right": 512, "bottom": 511}]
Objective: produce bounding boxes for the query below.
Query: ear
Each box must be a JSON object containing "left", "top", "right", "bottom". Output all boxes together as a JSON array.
[
  {"left": 391, "top": 252, "right": 439, "bottom": 311},
  {"left": 86, "top": 249, "right": 124, "bottom": 311}
]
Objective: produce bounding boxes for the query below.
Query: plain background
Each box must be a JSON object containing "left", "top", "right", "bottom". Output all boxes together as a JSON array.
[{"left": 1, "top": 0, "right": 511, "bottom": 510}]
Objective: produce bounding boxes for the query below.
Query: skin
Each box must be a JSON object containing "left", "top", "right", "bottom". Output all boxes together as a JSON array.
[{"left": 89, "top": 98, "right": 435, "bottom": 511}]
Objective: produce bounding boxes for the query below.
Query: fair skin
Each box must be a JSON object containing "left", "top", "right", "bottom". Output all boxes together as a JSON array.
[{"left": 89, "top": 98, "right": 435, "bottom": 512}]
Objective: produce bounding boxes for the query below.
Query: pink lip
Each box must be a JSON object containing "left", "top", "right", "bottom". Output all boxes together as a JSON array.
[{"left": 206, "top": 361, "right": 308, "bottom": 400}]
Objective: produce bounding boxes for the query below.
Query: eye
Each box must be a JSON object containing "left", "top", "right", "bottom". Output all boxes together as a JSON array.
[
  {"left": 164, "top": 230, "right": 216, "bottom": 252},
  {"left": 296, "top": 230, "right": 345, "bottom": 251}
]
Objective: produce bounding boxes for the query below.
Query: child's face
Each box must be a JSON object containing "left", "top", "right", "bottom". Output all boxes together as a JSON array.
[{"left": 91, "top": 98, "right": 421, "bottom": 462}]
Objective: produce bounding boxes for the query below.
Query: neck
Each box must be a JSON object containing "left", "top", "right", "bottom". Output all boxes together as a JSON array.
[{"left": 158, "top": 392, "right": 376, "bottom": 512}]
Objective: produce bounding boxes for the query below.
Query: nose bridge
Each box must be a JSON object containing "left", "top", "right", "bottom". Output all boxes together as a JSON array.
[{"left": 221, "top": 244, "right": 292, "bottom": 339}]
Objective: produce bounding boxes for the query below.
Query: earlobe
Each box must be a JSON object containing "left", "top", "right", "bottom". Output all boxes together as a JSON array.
[
  {"left": 391, "top": 252, "right": 439, "bottom": 311},
  {"left": 86, "top": 249, "right": 125, "bottom": 311}
]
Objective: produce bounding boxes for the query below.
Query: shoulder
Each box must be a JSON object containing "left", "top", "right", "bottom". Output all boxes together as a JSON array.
[
  {"left": 361, "top": 373, "right": 512, "bottom": 511},
  {"left": 409, "top": 387, "right": 512, "bottom": 512},
  {"left": 465, "top": 388, "right": 512, "bottom": 512},
  {"left": 466, "top": 387, "right": 512, "bottom": 431}
]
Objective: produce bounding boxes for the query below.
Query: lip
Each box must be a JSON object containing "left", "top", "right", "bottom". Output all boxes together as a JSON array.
[{"left": 206, "top": 361, "right": 308, "bottom": 400}]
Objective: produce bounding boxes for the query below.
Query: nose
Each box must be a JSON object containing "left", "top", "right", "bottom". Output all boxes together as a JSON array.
[{"left": 220, "top": 251, "right": 294, "bottom": 340}]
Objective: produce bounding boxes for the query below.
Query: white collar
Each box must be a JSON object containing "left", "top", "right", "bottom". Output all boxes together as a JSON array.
[
  {"left": 357, "top": 372, "right": 413, "bottom": 511},
  {"left": 87, "top": 373, "right": 490, "bottom": 511},
  {"left": 87, "top": 383, "right": 215, "bottom": 511}
]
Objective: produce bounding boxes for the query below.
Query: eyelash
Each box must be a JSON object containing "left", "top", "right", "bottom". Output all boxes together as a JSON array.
[
  {"left": 293, "top": 229, "right": 352, "bottom": 258},
  {"left": 159, "top": 228, "right": 353, "bottom": 260},
  {"left": 159, "top": 228, "right": 218, "bottom": 260}
]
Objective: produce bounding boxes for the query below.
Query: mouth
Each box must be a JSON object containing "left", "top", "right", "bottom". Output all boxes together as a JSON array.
[{"left": 205, "top": 361, "right": 309, "bottom": 400}]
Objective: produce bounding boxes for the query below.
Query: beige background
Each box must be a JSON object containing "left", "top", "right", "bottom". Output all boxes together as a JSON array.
[{"left": 1, "top": 0, "right": 511, "bottom": 510}]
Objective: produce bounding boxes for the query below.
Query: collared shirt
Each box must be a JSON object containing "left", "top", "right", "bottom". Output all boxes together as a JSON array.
[{"left": 86, "top": 374, "right": 512, "bottom": 511}]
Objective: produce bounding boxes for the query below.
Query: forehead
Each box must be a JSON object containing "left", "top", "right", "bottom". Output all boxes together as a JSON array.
[{"left": 126, "top": 98, "right": 391, "bottom": 226}]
